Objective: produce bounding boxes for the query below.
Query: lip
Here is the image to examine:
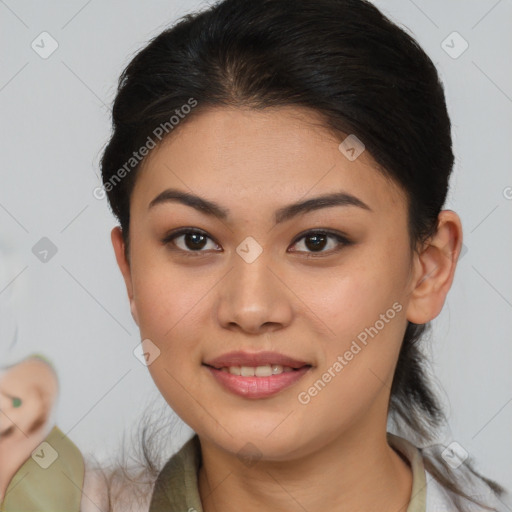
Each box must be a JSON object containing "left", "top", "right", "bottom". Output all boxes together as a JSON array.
[
  {"left": 205, "top": 365, "right": 311, "bottom": 399},
  {"left": 203, "top": 350, "right": 310, "bottom": 369}
]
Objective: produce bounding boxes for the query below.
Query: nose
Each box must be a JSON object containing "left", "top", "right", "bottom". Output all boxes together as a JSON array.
[{"left": 215, "top": 251, "right": 294, "bottom": 335}]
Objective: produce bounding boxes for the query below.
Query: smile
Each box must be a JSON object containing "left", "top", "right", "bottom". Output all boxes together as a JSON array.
[{"left": 203, "top": 364, "right": 312, "bottom": 399}]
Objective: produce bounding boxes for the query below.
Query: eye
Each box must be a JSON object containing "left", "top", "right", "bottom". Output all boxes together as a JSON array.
[
  {"left": 289, "top": 230, "right": 352, "bottom": 257},
  {"left": 161, "top": 228, "right": 221, "bottom": 255},
  {"left": 161, "top": 228, "right": 352, "bottom": 257}
]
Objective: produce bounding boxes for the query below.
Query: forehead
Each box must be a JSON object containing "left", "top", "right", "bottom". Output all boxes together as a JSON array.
[{"left": 131, "top": 106, "right": 406, "bottom": 216}]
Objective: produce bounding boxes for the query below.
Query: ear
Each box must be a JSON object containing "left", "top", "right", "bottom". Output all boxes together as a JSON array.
[
  {"left": 406, "top": 210, "right": 463, "bottom": 324},
  {"left": 111, "top": 226, "right": 139, "bottom": 326}
]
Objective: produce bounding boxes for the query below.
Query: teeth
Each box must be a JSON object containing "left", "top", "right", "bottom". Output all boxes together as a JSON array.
[{"left": 220, "top": 364, "right": 299, "bottom": 376}]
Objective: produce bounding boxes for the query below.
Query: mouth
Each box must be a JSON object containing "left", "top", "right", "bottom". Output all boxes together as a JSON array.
[
  {"left": 203, "top": 350, "right": 311, "bottom": 370},
  {"left": 203, "top": 363, "right": 312, "bottom": 399},
  {"left": 202, "top": 350, "right": 313, "bottom": 399}
]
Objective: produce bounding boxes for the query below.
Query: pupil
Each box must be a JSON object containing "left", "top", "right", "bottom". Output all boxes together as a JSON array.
[
  {"left": 187, "top": 233, "right": 207, "bottom": 250},
  {"left": 305, "top": 234, "right": 327, "bottom": 251}
]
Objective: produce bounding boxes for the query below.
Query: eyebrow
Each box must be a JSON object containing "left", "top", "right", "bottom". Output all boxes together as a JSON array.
[{"left": 148, "top": 187, "right": 371, "bottom": 224}]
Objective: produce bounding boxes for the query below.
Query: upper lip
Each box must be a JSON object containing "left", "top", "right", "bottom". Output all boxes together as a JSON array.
[{"left": 203, "top": 351, "right": 311, "bottom": 369}]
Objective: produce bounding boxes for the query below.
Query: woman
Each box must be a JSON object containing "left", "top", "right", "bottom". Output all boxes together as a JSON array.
[{"left": 95, "top": 0, "right": 510, "bottom": 510}]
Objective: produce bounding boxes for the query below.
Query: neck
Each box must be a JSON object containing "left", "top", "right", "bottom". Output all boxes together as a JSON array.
[{"left": 198, "top": 418, "right": 412, "bottom": 512}]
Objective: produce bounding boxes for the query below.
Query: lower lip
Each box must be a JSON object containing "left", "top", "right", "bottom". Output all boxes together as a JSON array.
[{"left": 204, "top": 365, "right": 311, "bottom": 399}]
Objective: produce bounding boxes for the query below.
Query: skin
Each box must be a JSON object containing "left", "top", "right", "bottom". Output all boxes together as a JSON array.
[
  {"left": 112, "top": 106, "right": 463, "bottom": 512},
  {"left": 0, "top": 358, "right": 58, "bottom": 502}
]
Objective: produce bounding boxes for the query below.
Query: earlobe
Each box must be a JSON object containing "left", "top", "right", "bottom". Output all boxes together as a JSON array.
[
  {"left": 111, "top": 226, "right": 139, "bottom": 325},
  {"left": 406, "top": 210, "right": 463, "bottom": 324},
  {"left": 130, "top": 300, "right": 139, "bottom": 325}
]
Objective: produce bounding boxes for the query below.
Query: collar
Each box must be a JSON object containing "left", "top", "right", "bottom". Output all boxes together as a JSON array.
[
  {"left": 149, "top": 432, "right": 427, "bottom": 512},
  {"left": 0, "top": 425, "right": 85, "bottom": 512}
]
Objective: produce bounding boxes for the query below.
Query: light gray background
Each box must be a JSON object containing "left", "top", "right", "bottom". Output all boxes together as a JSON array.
[{"left": 1, "top": 0, "right": 511, "bottom": 488}]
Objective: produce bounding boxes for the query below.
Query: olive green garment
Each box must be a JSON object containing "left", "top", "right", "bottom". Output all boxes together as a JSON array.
[
  {"left": 0, "top": 426, "right": 85, "bottom": 512},
  {"left": 149, "top": 432, "right": 427, "bottom": 512}
]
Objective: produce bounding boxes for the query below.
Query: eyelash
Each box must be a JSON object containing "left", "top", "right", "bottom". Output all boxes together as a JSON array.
[{"left": 161, "top": 228, "right": 353, "bottom": 258}]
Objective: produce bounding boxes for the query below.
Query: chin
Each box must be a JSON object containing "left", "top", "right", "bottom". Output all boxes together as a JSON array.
[{"left": 197, "top": 420, "right": 311, "bottom": 461}]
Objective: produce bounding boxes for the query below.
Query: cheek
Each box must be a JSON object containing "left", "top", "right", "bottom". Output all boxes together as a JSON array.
[
  {"left": 129, "top": 250, "right": 215, "bottom": 413},
  {"left": 299, "top": 252, "right": 409, "bottom": 412},
  {"left": 315, "top": 253, "right": 408, "bottom": 342},
  {"left": 296, "top": 287, "right": 407, "bottom": 443},
  {"left": 314, "top": 277, "right": 406, "bottom": 372},
  {"left": 130, "top": 245, "right": 211, "bottom": 344}
]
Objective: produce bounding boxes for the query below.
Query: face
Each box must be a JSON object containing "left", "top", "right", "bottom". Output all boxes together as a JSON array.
[{"left": 113, "top": 106, "right": 423, "bottom": 460}]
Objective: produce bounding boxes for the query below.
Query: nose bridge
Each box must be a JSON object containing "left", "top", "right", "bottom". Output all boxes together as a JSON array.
[
  {"left": 232, "top": 241, "right": 277, "bottom": 304},
  {"left": 217, "top": 240, "right": 291, "bottom": 332}
]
